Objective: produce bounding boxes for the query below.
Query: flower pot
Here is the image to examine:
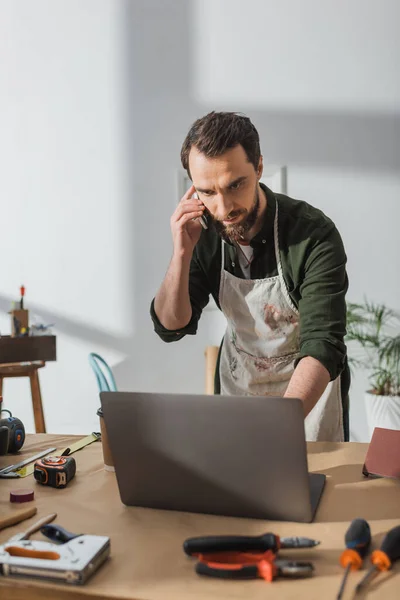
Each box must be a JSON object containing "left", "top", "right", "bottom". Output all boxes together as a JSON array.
[{"left": 365, "top": 392, "right": 400, "bottom": 439}]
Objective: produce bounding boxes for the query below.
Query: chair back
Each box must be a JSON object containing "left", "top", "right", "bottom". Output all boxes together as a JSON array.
[{"left": 88, "top": 353, "right": 117, "bottom": 392}]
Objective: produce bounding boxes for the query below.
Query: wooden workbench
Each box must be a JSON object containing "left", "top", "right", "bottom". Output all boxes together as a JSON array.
[{"left": 1, "top": 434, "right": 400, "bottom": 600}]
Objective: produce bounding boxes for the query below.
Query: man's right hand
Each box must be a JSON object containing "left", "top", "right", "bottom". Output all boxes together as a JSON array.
[
  {"left": 154, "top": 185, "right": 206, "bottom": 330},
  {"left": 171, "top": 184, "right": 205, "bottom": 258}
]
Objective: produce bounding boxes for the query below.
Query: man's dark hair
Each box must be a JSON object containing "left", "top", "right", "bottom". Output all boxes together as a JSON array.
[{"left": 181, "top": 111, "right": 261, "bottom": 178}]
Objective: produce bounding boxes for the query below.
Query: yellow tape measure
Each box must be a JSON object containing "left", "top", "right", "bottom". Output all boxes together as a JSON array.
[{"left": 14, "top": 433, "right": 100, "bottom": 478}]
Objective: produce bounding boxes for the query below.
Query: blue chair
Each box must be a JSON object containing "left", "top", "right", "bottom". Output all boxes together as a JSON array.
[{"left": 88, "top": 353, "right": 117, "bottom": 393}]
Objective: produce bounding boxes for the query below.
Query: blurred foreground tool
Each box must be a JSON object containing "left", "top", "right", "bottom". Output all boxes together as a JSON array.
[
  {"left": 195, "top": 550, "right": 314, "bottom": 581},
  {"left": 183, "top": 532, "right": 320, "bottom": 556},
  {"left": 337, "top": 518, "right": 371, "bottom": 600},
  {"left": 184, "top": 532, "right": 318, "bottom": 583},
  {"left": 355, "top": 525, "right": 400, "bottom": 593}
]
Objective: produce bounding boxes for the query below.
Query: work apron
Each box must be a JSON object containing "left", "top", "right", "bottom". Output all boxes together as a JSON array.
[{"left": 218, "top": 200, "right": 343, "bottom": 442}]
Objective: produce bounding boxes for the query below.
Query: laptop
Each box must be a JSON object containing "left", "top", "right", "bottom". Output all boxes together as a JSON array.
[{"left": 100, "top": 392, "right": 326, "bottom": 522}]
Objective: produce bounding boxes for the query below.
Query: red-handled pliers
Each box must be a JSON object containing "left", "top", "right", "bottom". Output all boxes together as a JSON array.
[
  {"left": 183, "top": 533, "right": 317, "bottom": 581},
  {"left": 194, "top": 550, "right": 314, "bottom": 581}
]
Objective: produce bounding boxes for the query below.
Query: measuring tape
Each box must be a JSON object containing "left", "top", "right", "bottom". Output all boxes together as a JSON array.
[{"left": 9, "top": 433, "right": 101, "bottom": 478}]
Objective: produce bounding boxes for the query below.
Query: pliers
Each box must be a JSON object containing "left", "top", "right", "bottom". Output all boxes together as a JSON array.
[{"left": 183, "top": 532, "right": 319, "bottom": 582}]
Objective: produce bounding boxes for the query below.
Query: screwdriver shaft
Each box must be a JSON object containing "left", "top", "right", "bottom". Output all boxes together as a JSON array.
[
  {"left": 356, "top": 566, "right": 378, "bottom": 593},
  {"left": 281, "top": 536, "right": 320, "bottom": 548},
  {"left": 337, "top": 564, "right": 351, "bottom": 600}
]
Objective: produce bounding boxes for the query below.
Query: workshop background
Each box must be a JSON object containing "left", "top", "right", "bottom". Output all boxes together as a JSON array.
[{"left": 0, "top": 0, "right": 399, "bottom": 441}]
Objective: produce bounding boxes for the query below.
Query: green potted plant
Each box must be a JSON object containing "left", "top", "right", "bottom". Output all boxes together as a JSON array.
[{"left": 346, "top": 300, "right": 400, "bottom": 438}]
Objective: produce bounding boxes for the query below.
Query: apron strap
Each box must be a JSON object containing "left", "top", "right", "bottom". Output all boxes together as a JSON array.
[
  {"left": 273, "top": 199, "right": 299, "bottom": 315},
  {"left": 220, "top": 239, "right": 227, "bottom": 278}
]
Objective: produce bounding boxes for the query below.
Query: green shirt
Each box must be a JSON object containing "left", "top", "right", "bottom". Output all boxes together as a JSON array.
[{"left": 151, "top": 184, "right": 350, "bottom": 396}]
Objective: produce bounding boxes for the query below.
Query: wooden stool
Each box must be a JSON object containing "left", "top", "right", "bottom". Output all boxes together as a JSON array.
[{"left": 0, "top": 361, "right": 46, "bottom": 433}]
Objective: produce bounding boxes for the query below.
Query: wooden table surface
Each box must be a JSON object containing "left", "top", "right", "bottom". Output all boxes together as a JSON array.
[{"left": 1, "top": 434, "right": 400, "bottom": 600}]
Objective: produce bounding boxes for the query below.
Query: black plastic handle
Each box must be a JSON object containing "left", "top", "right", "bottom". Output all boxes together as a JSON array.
[
  {"left": 345, "top": 518, "right": 371, "bottom": 558},
  {"left": 184, "top": 533, "right": 278, "bottom": 556},
  {"left": 381, "top": 525, "right": 400, "bottom": 564},
  {"left": 40, "top": 524, "right": 81, "bottom": 543},
  {"left": 195, "top": 561, "right": 259, "bottom": 579}
]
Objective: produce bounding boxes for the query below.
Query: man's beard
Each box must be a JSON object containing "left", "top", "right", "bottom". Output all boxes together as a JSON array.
[{"left": 213, "top": 188, "right": 260, "bottom": 243}]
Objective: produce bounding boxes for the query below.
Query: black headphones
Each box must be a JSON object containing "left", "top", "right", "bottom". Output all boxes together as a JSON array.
[{"left": 0, "top": 409, "right": 25, "bottom": 455}]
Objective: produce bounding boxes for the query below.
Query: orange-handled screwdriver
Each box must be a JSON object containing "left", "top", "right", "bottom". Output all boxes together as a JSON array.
[
  {"left": 337, "top": 518, "right": 371, "bottom": 600},
  {"left": 356, "top": 525, "right": 400, "bottom": 593}
]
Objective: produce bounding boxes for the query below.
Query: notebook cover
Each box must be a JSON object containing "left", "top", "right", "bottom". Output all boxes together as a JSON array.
[{"left": 363, "top": 427, "right": 400, "bottom": 479}]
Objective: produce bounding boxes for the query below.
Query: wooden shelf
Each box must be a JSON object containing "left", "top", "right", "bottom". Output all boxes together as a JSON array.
[{"left": 0, "top": 335, "right": 57, "bottom": 364}]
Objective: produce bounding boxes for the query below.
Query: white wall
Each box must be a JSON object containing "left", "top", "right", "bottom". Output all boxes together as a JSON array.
[
  {"left": 0, "top": 0, "right": 399, "bottom": 441},
  {"left": 0, "top": 0, "right": 131, "bottom": 432},
  {"left": 193, "top": 0, "right": 400, "bottom": 113}
]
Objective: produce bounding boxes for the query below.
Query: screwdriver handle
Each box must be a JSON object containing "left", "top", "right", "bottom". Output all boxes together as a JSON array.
[
  {"left": 356, "top": 525, "right": 400, "bottom": 593},
  {"left": 369, "top": 525, "right": 400, "bottom": 571},
  {"left": 340, "top": 518, "right": 371, "bottom": 570},
  {"left": 378, "top": 525, "right": 400, "bottom": 567},
  {"left": 345, "top": 519, "right": 371, "bottom": 558},
  {"left": 183, "top": 533, "right": 279, "bottom": 556},
  {"left": 338, "top": 519, "right": 370, "bottom": 599}
]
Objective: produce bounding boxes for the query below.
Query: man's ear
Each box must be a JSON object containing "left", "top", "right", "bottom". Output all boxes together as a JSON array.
[{"left": 257, "top": 156, "right": 263, "bottom": 180}]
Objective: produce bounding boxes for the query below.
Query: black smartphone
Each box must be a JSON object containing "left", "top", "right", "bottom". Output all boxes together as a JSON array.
[
  {"left": 199, "top": 210, "right": 210, "bottom": 230},
  {"left": 193, "top": 192, "right": 210, "bottom": 229}
]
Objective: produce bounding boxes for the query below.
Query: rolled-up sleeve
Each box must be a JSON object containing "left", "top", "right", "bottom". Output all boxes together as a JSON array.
[
  {"left": 150, "top": 250, "right": 211, "bottom": 343},
  {"left": 294, "top": 223, "right": 348, "bottom": 380}
]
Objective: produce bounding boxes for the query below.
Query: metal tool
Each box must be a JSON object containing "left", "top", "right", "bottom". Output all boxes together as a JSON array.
[
  {"left": 0, "top": 532, "right": 110, "bottom": 585},
  {"left": 184, "top": 532, "right": 317, "bottom": 583},
  {"left": 183, "top": 532, "right": 320, "bottom": 556},
  {"left": 59, "top": 432, "right": 101, "bottom": 459},
  {"left": 40, "top": 524, "right": 81, "bottom": 544},
  {"left": 194, "top": 550, "right": 314, "bottom": 581},
  {"left": 34, "top": 455, "right": 76, "bottom": 488},
  {"left": 337, "top": 518, "right": 371, "bottom": 600},
  {"left": 278, "top": 536, "right": 320, "bottom": 548},
  {"left": 0, "top": 432, "right": 100, "bottom": 478},
  {"left": 7, "top": 513, "right": 57, "bottom": 543},
  {"left": 356, "top": 525, "right": 400, "bottom": 593},
  {"left": 0, "top": 447, "right": 57, "bottom": 477}
]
